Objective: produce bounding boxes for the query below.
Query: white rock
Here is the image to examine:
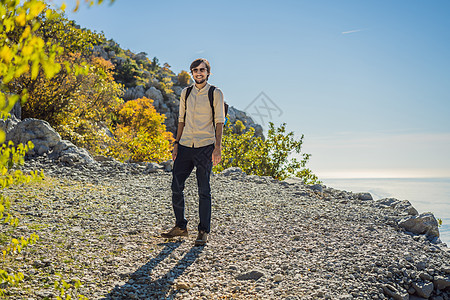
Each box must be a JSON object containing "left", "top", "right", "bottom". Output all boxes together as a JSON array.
[
  {"left": 273, "top": 274, "right": 283, "bottom": 282},
  {"left": 145, "top": 86, "right": 164, "bottom": 103},
  {"left": 398, "top": 213, "right": 440, "bottom": 238}
]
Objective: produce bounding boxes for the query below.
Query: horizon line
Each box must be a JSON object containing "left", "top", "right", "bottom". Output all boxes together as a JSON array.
[{"left": 316, "top": 169, "right": 450, "bottom": 180}]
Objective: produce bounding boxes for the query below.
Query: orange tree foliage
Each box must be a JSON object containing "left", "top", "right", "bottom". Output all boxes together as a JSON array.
[{"left": 101, "top": 97, "right": 174, "bottom": 162}]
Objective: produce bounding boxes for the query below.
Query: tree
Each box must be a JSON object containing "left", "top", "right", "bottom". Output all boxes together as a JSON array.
[
  {"left": 6, "top": 7, "right": 107, "bottom": 120},
  {"left": 151, "top": 56, "right": 159, "bottom": 71},
  {"left": 11, "top": 52, "right": 124, "bottom": 153},
  {"left": 214, "top": 121, "right": 321, "bottom": 184}
]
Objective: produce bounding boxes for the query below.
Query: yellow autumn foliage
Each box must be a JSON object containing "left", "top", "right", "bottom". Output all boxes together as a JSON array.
[{"left": 100, "top": 97, "right": 174, "bottom": 163}]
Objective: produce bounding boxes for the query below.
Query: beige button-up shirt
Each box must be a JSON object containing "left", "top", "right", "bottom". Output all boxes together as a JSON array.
[{"left": 178, "top": 83, "right": 225, "bottom": 148}]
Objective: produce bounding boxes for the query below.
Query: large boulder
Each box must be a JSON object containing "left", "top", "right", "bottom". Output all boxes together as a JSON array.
[
  {"left": 433, "top": 276, "right": 450, "bottom": 290},
  {"left": 411, "top": 281, "right": 433, "bottom": 298},
  {"left": 0, "top": 114, "right": 21, "bottom": 137},
  {"left": 4, "top": 118, "right": 95, "bottom": 165},
  {"left": 92, "top": 45, "right": 109, "bottom": 60},
  {"left": 51, "top": 140, "right": 95, "bottom": 166},
  {"left": 376, "top": 198, "right": 419, "bottom": 216},
  {"left": 398, "top": 213, "right": 440, "bottom": 239},
  {"left": 145, "top": 87, "right": 164, "bottom": 104},
  {"left": 355, "top": 192, "right": 373, "bottom": 201},
  {"left": 235, "top": 269, "right": 265, "bottom": 281},
  {"left": 123, "top": 86, "right": 145, "bottom": 101},
  {"left": 165, "top": 94, "right": 180, "bottom": 110},
  {"left": 134, "top": 52, "right": 147, "bottom": 62},
  {"left": 172, "top": 86, "right": 184, "bottom": 97},
  {"left": 382, "top": 284, "right": 409, "bottom": 300},
  {"left": 7, "top": 118, "right": 61, "bottom": 156},
  {"left": 227, "top": 106, "right": 264, "bottom": 138},
  {"left": 282, "top": 177, "right": 305, "bottom": 186},
  {"left": 221, "top": 167, "right": 246, "bottom": 177},
  {"left": 10, "top": 101, "right": 21, "bottom": 119}
]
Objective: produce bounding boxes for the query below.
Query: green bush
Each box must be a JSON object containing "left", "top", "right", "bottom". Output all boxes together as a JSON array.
[
  {"left": 114, "top": 57, "right": 139, "bottom": 87},
  {"left": 214, "top": 121, "right": 321, "bottom": 184}
]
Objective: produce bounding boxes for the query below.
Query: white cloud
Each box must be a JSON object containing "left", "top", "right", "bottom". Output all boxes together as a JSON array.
[{"left": 342, "top": 29, "right": 364, "bottom": 34}]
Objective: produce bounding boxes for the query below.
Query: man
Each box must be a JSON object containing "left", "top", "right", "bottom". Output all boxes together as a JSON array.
[{"left": 161, "top": 58, "right": 225, "bottom": 246}]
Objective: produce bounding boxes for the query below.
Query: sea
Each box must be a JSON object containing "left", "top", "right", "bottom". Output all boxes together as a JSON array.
[{"left": 321, "top": 178, "right": 450, "bottom": 246}]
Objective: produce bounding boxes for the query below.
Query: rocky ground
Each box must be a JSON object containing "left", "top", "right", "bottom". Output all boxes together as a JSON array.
[{"left": 2, "top": 156, "right": 450, "bottom": 299}]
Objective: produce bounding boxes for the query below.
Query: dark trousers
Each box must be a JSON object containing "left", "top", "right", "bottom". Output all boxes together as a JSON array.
[{"left": 171, "top": 144, "right": 214, "bottom": 233}]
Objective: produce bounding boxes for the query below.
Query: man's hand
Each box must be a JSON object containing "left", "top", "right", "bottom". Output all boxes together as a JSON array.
[
  {"left": 172, "top": 144, "right": 178, "bottom": 161},
  {"left": 212, "top": 145, "right": 222, "bottom": 166}
]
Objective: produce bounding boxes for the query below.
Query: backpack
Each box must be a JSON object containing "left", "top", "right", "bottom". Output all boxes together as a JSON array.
[{"left": 183, "top": 85, "right": 229, "bottom": 127}]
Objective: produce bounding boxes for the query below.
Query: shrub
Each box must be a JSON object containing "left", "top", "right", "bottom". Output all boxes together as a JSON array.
[
  {"left": 54, "top": 55, "right": 124, "bottom": 152},
  {"left": 5, "top": 7, "right": 121, "bottom": 152},
  {"left": 214, "top": 121, "right": 321, "bottom": 184},
  {"left": 151, "top": 56, "right": 160, "bottom": 71},
  {"left": 101, "top": 97, "right": 174, "bottom": 162},
  {"left": 114, "top": 57, "right": 139, "bottom": 87}
]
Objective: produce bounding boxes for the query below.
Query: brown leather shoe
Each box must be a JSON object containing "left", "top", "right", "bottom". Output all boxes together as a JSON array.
[
  {"left": 195, "top": 230, "right": 207, "bottom": 246},
  {"left": 161, "top": 226, "right": 188, "bottom": 238}
]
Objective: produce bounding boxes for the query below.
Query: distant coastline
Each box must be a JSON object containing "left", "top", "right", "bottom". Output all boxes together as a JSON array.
[{"left": 322, "top": 177, "right": 450, "bottom": 245}]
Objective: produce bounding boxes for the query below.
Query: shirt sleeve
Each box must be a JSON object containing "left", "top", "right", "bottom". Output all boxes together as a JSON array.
[
  {"left": 213, "top": 88, "right": 226, "bottom": 124},
  {"left": 178, "top": 88, "right": 187, "bottom": 123}
]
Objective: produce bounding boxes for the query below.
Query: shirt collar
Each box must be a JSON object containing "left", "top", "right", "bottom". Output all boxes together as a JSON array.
[{"left": 194, "top": 82, "right": 210, "bottom": 92}]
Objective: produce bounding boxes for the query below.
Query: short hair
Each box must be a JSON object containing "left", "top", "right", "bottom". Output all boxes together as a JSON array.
[{"left": 190, "top": 58, "right": 211, "bottom": 74}]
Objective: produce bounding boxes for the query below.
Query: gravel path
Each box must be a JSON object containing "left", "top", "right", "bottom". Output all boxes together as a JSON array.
[{"left": 2, "top": 157, "right": 450, "bottom": 299}]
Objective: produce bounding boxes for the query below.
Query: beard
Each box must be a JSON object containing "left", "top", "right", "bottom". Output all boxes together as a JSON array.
[{"left": 194, "top": 78, "right": 206, "bottom": 84}]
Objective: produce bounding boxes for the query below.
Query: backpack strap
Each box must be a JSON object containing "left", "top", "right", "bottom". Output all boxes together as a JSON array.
[
  {"left": 183, "top": 85, "right": 194, "bottom": 123},
  {"left": 208, "top": 86, "right": 229, "bottom": 126},
  {"left": 208, "top": 85, "right": 216, "bottom": 128}
]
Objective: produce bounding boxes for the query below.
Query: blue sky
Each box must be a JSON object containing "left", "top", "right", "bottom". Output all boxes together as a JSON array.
[{"left": 57, "top": 0, "right": 450, "bottom": 178}]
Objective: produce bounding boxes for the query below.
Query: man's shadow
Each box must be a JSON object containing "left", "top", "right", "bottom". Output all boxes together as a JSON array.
[{"left": 107, "top": 240, "right": 204, "bottom": 299}]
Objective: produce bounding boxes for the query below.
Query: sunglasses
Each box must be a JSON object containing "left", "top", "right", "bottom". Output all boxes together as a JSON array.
[{"left": 191, "top": 68, "right": 207, "bottom": 73}]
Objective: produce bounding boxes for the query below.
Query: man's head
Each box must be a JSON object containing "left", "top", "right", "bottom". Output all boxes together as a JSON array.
[{"left": 190, "top": 58, "right": 210, "bottom": 85}]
